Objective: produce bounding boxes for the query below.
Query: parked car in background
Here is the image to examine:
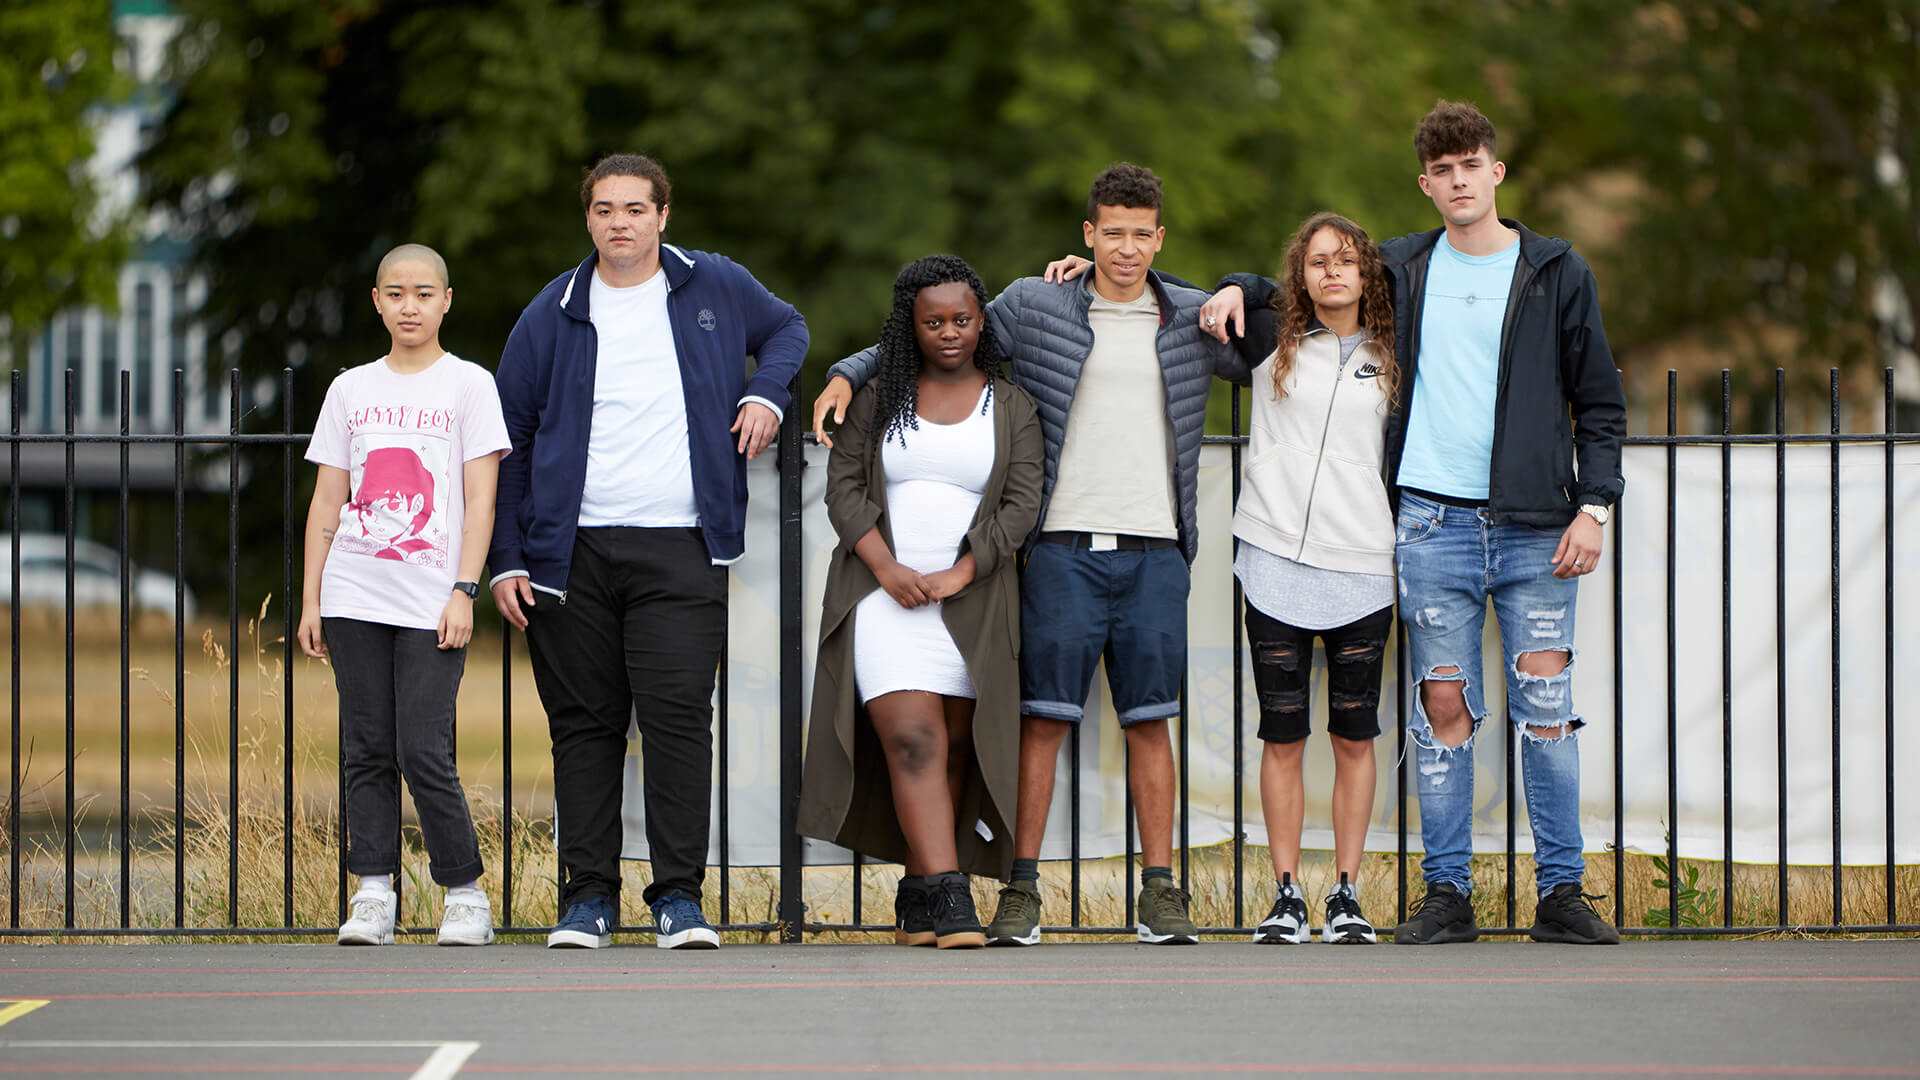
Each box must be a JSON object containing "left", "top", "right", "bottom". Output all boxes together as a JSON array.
[{"left": 0, "top": 533, "right": 198, "bottom": 624}]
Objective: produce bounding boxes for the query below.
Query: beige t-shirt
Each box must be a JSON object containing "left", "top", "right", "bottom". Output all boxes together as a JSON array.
[{"left": 1042, "top": 288, "right": 1177, "bottom": 539}]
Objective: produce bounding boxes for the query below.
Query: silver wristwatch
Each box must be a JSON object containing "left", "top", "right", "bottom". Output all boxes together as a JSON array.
[{"left": 1578, "top": 503, "right": 1611, "bottom": 526}]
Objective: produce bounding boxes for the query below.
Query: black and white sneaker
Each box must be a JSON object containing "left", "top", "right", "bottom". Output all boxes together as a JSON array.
[
  {"left": 1254, "top": 873, "right": 1310, "bottom": 944},
  {"left": 1321, "top": 873, "right": 1377, "bottom": 944}
]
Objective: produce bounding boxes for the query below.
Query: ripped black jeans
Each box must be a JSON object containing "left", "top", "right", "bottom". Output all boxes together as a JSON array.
[{"left": 1242, "top": 603, "right": 1393, "bottom": 744}]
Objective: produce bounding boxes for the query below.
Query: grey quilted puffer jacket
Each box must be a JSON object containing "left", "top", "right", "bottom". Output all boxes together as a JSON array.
[{"left": 828, "top": 271, "right": 1243, "bottom": 564}]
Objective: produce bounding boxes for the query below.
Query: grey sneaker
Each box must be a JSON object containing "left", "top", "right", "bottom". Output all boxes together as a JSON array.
[
  {"left": 1136, "top": 877, "right": 1199, "bottom": 945},
  {"left": 986, "top": 880, "right": 1042, "bottom": 946}
]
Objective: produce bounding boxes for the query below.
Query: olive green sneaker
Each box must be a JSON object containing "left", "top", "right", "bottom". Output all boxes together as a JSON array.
[
  {"left": 1136, "top": 878, "right": 1198, "bottom": 944},
  {"left": 986, "top": 880, "right": 1042, "bottom": 946}
]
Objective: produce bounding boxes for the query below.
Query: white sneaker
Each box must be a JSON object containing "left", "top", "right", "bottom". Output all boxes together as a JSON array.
[
  {"left": 337, "top": 889, "right": 397, "bottom": 946},
  {"left": 437, "top": 899, "right": 495, "bottom": 946}
]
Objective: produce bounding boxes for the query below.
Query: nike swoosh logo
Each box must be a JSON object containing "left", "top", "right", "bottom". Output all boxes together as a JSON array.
[{"left": 1354, "top": 364, "right": 1382, "bottom": 379}]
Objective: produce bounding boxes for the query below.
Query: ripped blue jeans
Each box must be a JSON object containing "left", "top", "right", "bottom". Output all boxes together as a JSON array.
[{"left": 1394, "top": 491, "right": 1585, "bottom": 896}]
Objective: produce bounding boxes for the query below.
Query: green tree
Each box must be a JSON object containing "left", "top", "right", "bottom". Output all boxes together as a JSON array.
[{"left": 0, "top": 1, "right": 128, "bottom": 370}]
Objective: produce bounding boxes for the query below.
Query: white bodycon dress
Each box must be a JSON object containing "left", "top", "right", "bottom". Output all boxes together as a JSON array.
[{"left": 853, "top": 384, "right": 994, "bottom": 703}]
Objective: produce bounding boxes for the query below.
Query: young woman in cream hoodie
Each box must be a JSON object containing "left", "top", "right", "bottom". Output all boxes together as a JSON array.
[{"left": 1231, "top": 213, "right": 1399, "bottom": 945}]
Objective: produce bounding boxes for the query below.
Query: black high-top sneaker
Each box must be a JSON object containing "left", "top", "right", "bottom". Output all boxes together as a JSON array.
[
  {"left": 894, "top": 875, "right": 935, "bottom": 947},
  {"left": 926, "top": 872, "right": 986, "bottom": 949}
]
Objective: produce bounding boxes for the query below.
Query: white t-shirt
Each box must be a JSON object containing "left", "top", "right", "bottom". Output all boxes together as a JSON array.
[
  {"left": 578, "top": 268, "right": 699, "bottom": 527},
  {"left": 1042, "top": 288, "right": 1177, "bottom": 538},
  {"left": 306, "top": 354, "right": 511, "bottom": 631}
]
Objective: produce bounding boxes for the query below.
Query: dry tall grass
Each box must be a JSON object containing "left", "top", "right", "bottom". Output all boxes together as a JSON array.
[{"left": 2, "top": 602, "right": 1915, "bottom": 942}]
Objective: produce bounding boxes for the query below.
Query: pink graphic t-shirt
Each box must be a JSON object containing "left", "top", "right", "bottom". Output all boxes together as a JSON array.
[{"left": 305, "top": 354, "right": 512, "bottom": 631}]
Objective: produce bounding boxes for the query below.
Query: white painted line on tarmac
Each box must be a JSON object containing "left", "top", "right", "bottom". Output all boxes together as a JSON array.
[{"left": 413, "top": 1041, "right": 481, "bottom": 1080}]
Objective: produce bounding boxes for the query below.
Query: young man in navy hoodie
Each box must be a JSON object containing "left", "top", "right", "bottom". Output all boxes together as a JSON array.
[
  {"left": 1202, "top": 102, "right": 1626, "bottom": 945},
  {"left": 489, "top": 154, "right": 808, "bottom": 950}
]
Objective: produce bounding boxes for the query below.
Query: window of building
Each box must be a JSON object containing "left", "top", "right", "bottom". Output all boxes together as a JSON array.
[
  {"left": 63, "top": 314, "right": 84, "bottom": 423},
  {"left": 99, "top": 312, "right": 118, "bottom": 418},
  {"left": 169, "top": 278, "right": 188, "bottom": 427},
  {"left": 133, "top": 282, "right": 153, "bottom": 422}
]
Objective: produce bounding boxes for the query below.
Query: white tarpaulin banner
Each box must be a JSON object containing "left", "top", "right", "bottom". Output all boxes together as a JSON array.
[{"left": 623, "top": 441, "right": 1918, "bottom": 867}]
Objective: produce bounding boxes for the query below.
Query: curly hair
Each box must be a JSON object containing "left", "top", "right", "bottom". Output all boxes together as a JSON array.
[
  {"left": 1268, "top": 212, "right": 1399, "bottom": 408},
  {"left": 1085, "top": 162, "right": 1163, "bottom": 225},
  {"left": 1414, "top": 100, "right": 1496, "bottom": 168},
  {"left": 580, "top": 153, "right": 671, "bottom": 210},
  {"left": 872, "top": 255, "right": 1006, "bottom": 449}
]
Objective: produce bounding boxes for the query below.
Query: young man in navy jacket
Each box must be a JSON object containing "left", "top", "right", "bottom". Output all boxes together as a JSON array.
[
  {"left": 1203, "top": 102, "right": 1626, "bottom": 946},
  {"left": 488, "top": 153, "right": 807, "bottom": 949}
]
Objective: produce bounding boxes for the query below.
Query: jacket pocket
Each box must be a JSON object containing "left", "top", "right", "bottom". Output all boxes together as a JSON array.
[
  {"left": 1238, "top": 437, "right": 1319, "bottom": 543},
  {"left": 1308, "top": 456, "right": 1396, "bottom": 559}
]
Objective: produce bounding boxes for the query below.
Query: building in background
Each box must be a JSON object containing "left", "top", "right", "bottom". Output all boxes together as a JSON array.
[{"left": 1, "top": 1, "right": 235, "bottom": 541}]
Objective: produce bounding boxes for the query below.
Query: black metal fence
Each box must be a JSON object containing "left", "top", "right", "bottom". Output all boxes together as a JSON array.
[{"left": 1, "top": 366, "right": 1913, "bottom": 940}]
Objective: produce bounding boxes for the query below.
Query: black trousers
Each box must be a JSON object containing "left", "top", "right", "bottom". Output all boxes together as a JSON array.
[
  {"left": 524, "top": 527, "right": 727, "bottom": 910},
  {"left": 1242, "top": 603, "right": 1394, "bottom": 744},
  {"left": 325, "top": 616, "right": 484, "bottom": 887}
]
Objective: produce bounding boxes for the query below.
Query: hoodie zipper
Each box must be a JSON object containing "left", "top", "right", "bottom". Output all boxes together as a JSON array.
[
  {"left": 1293, "top": 335, "right": 1349, "bottom": 559},
  {"left": 1487, "top": 251, "right": 1550, "bottom": 520}
]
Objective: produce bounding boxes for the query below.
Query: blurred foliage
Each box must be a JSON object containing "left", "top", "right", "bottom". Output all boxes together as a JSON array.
[
  {"left": 1, "top": 0, "right": 129, "bottom": 363},
  {"left": 126, "top": 0, "right": 1917, "bottom": 436}
]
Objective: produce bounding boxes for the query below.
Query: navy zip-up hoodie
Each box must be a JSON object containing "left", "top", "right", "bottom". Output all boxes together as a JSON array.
[{"left": 487, "top": 244, "right": 808, "bottom": 594}]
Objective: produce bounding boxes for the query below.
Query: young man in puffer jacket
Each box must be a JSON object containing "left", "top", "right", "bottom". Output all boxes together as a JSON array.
[{"left": 812, "top": 164, "right": 1244, "bottom": 946}]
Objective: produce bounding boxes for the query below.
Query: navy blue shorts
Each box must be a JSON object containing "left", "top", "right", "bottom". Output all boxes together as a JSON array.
[{"left": 1018, "top": 542, "right": 1189, "bottom": 725}]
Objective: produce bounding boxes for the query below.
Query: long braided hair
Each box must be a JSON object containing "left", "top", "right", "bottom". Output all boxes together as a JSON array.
[
  {"left": 872, "top": 254, "right": 1006, "bottom": 448},
  {"left": 1269, "top": 211, "right": 1399, "bottom": 407}
]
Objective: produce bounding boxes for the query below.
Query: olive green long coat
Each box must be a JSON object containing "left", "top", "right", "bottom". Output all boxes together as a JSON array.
[{"left": 796, "top": 377, "right": 1044, "bottom": 880}]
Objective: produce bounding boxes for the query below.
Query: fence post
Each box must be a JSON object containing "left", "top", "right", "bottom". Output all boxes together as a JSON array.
[{"left": 778, "top": 376, "right": 805, "bottom": 942}]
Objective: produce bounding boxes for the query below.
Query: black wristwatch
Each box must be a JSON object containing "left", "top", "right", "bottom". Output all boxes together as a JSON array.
[{"left": 452, "top": 581, "right": 480, "bottom": 599}]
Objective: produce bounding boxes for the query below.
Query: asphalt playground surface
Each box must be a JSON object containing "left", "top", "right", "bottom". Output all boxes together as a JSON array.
[{"left": 1, "top": 939, "right": 1917, "bottom": 1077}]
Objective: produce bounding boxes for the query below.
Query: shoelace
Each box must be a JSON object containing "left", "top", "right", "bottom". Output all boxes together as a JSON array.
[
  {"left": 997, "top": 885, "right": 1040, "bottom": 920},
  {"left": 1409, "top": 888, "right": 1463, "bottom": 918},
  {"left": 444, "top": 902, "right": 487, "bottom": 924},
  {"left": 929, "top": 878, "right": 973, "bottom": 919},
  {"left": 1146, "top": 884, "right": 1192, "bottom": 916},
  {"left": 1266, "top": 892, "right": 1306, "bottom": 922},
  {"left": 657, "top": 898, "right": 705, "bottom": 929},
  {"left": 562, "top": 902, "right": 610, "bottom": 930},
  {"left": 1325, "top": 890, "right": 1364, "bottom": 923},
  {"left": 1557, "top": 890, "right": 1610, "bottom": 918},
  {"left": 349, "top": 896, "right": 389, "bottom": 925}
]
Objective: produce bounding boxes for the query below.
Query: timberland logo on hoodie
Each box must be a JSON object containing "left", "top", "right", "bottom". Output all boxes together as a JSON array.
[
  {"left": 697, "top": 308, "right": 717, "bottom": 331},
  {"left": 1354, "top": 362, "right": 1382, "bottom": 380}
]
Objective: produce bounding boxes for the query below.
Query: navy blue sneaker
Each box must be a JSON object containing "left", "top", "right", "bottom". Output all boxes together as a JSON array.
[
  {"left": 547, "top": 896, "right": 616, "bottom": 949},
  {"left": 650, "top": 893, "right": 720, "bottom": 950}
]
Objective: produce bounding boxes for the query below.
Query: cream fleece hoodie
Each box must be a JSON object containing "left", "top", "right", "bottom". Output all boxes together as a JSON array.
[{"left": 1233, "top": 328, "right": 1395, "bottom": 575}]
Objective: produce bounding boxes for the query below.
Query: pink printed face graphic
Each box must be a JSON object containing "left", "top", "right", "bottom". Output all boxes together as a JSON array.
[
  {"left": 358, "top": 491, "right": 426, "bottom": 544},
  {"left": 350, "top": 447, "right": 436, "bottom": 558}
]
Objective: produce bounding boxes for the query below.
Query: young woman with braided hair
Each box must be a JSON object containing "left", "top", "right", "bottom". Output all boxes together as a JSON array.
[{"left": 798, "top": 255, "right": 1045, "bottom": 949}]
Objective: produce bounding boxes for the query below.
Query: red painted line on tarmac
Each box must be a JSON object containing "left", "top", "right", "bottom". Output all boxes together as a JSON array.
[
  {"left": 0, "top": 1066, "right": 414, "bottom": 1075},
  {"left": 23, "top": 972, "right": 1920, "bottom": 1003},
  {"left": 453, "top": 1063, "right": 1920, "bottom": 1076}
]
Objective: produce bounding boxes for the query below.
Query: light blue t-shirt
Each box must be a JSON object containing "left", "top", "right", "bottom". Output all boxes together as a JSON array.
[{"left": 1395, "top": 232, "right": 1520, "bottom": 500}]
